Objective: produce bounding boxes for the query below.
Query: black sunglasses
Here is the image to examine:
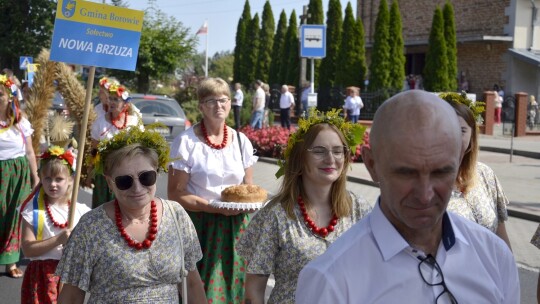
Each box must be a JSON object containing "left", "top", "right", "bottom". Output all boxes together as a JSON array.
[{"left": 112, "top": 170, "right": 157, "bottom": 190}]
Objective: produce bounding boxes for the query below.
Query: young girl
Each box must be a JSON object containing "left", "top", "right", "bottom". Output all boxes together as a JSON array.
[{"left": 19, "top": 146, "right": 90, "bottom": 304}]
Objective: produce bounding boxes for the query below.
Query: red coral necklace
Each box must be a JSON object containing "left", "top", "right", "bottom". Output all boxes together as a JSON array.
[
  {"left": 110, "top": 110, "right": 128, "bottom": 130},
  {"left": 297, "top": 196, "right": 338, "bottom": 238},
  {"left": 0, "top": 120, "right": 9, "bottom": 129},
  {"left": 114, "top": 199, "right": 158, "bottom": 250},
  {"left": 45, "top": 199, "right": 70, "bottom": 229},
  {"left": 201, "top": 120, "right": 228, "bottom": 149}
]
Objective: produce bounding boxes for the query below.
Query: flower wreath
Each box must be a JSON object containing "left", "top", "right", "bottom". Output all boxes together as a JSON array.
[
  {"left": 0, "top": 74, "right": 18, "bottom": 97},
  {"left": 107, "top": 82, "right": 130, "bottom": 102},
  {"left": 93, "top": 124, "right": 172, "bottom": 175},
  {"left": 275, "top": 108, "right": 366, "bottom": 178},
  {"left": 439, "top": 91, "right": 485, "bottom": 124},
  {"left": 40, "top": 146, "right": 77, "bottom": 173}
]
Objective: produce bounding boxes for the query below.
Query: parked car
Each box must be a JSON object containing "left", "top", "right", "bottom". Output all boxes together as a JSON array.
[
  {"left": 129, "top": 94, "right": 191, "bottom": 141},
  {"left": 50, "top": 91, "right": 69, "bottom": 118}
]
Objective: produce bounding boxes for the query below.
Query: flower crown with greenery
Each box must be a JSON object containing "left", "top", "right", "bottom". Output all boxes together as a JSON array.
[
  {"left": 93, "top": 124, "right": 171, "bottom": 175},
  {"left": 40, "top": 146, "right": 76, "bottom": 173},
  {"left": 439, "top": 91, "right": 486, "bottom": 124},
  {"left": 0, "top": 74, "right": 18, "bottom": 97},
  {"left": 275, "top": 108, "right": 366, "bottom": 178}
]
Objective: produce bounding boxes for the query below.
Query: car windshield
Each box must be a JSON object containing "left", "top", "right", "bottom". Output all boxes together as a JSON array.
[{"left": 137, "top": 102, "right": 178, "bottom": 117}]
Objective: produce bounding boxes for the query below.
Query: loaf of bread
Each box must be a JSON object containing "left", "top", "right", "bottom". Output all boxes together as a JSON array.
[{"left": 221, "top": 184, "right": 268, "bottom": 203}]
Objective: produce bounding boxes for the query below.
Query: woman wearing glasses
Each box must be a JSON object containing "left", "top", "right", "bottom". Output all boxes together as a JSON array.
[
  {"left": 88, "top": 82, "right": 142, "bottom": 209},
  {"left": 56, "top": 127, "right": 206, "bottom": 303},
  {"left": 168, "top": 77, "right": 258, "bottom": 303},
  {"left": 237, "top": 109, "right": 372, "bottom": 303}
]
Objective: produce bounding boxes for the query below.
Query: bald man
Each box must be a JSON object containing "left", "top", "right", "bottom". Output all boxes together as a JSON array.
[{"left": 295, "top": 91, "right": 519, "bottom": 303}]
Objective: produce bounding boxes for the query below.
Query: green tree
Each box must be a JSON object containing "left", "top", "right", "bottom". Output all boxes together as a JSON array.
[
  {"left": 233, "top": 0, "right": 251, "bottom": 85},
  {"left": 388, "top": 0, "right": 405, "bottom": 91},
  {"left": 268, "top": 10, "right": 287, "bottom": 86},
  {"left": 368, "top": 0, "right": 391, "bottom": 92},
  {"left": 109, "top": 6, "right": 196, "bottom": 93},
  {"left": 336, "top": 2, "right": 366, "bottom": 88},
  {"left": 210, "top": 51, "right": 234, "bottom": 81},
  {"left": 307, "top": 0, "right": 324, "bottom": 84},
  {"left": 423, "top": 6, "right": 449, "bottom": 92},
  {"left": 245, "top": 13, "right": 260, "bottom": 83},
  {"left": 255, "top": 1, "right": 275, "bottom": 82},
  {"left": 0, "top": 0, "right": 56, "bottom": 72},
  {"left": 318, "top": 0, "right": 343, "bottom": 89},
  {"left": 443, "top": 1, "right": 458, "bottom": 91},
  {"left": 282, "top": 10, "right": 299, "bottom": 86}
]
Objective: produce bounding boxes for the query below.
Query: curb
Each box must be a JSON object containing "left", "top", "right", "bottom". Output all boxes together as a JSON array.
[{"left": 479, "top": 146, "right": 540, "bottom": 159}]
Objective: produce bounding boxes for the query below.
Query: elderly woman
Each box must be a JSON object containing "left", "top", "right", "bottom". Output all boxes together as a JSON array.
[
  {"left": 168, "top": 77, "right": 258, "bottom": 302},
  {"left": 441, "top": 93, "right": 512, "bottom": 249},
  {"left": 0, "top": 74, "right": 39, "bottom": 278},
  {"left": 56, "top": 127, "right": 206, "bottom": 303},
  {"left": 88, "top": 81, "right": 142, "bottom": 208},
  {"left": 237, "top": 109, "right": 372, "bottom": 303}
]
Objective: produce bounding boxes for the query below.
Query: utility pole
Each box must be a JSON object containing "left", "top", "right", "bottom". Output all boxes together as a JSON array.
[{"left": 299, "top": 5, "right": 310, "bottom": 87}]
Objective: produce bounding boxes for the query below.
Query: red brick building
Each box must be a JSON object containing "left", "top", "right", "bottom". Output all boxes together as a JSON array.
[{"left": 357, "top": 0, "right": 540, "bottom": 99}]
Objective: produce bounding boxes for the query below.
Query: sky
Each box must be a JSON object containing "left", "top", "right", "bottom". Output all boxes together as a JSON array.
[{"left": 126, "top": 0, "right": 357, "bottom": 56}]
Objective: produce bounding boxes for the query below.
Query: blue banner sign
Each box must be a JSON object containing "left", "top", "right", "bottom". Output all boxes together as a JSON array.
[{"left": 50, "top": 0, "right": 144, "bottom": 71}]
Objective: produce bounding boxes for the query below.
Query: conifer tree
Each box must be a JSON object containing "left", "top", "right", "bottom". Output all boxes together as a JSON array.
[
  {"left": 388, "top": 0, "right": 405, "bottom": 91},
  {"left": 245, "top": 13, "right": 260, "bottom": 84},
  {"left": 233, "top": 0, "right": 251, "bottom": 85},
  {"left": 307, "top": 0, "right": 324, "bottom": 84},
  {"left": 336, "top": 2, "right": 366, "bottom": 88},
  {"left": 368, "top": 0, "right": 391, "bottom": 92},
  {"left": 423, "top": 6, "right": 449, "bottom": 92},
  {"left": 256, "top": 1, "right": 275, "bottom": 82},
  {"left": 283, "top": 10, "right": 300, "bottom": 86},
  {"left": 269, "top": 10, "right": 287, "bottom": 86},
  {"left": 443, "top": 1, "right": 458, "bottom": 91},
  {"left": 318, "top": 0, "right": 343, "bottom": 89}
]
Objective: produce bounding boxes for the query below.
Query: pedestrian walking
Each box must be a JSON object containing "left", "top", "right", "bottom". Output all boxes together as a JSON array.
[{"left": 279, "top": 85, "right": 295, "bottom": 130}]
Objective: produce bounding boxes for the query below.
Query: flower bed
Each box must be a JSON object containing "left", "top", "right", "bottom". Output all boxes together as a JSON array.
[{"left": 241, "top": 126, "right": 370, "bottom": 163}]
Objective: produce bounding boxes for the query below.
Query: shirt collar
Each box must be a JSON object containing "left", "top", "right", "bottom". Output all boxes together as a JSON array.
[{"left": 370, "top": 197, "right": 460, "bottom": 261}]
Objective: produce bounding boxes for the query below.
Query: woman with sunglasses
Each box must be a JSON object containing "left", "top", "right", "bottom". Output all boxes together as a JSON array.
[
  {"left": 0, "top": 74, "right": 39, "bottom": 278},
  {"left": 441, "top": 93, "right": 512, "bottom": 249},
  {"left": 168, "top": 77, "right": 258, "bottom": 303},
  {"left": 89, "top": 82, "right": 142, "bottom": 209},
  {"left": 56, "top": 127, "right": 206, "bottom": 303},
  {"left": 237, "top": 109, "right": 372, "bottom": 303}
]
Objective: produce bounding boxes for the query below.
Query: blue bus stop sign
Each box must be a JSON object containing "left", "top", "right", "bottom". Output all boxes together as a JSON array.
[{"left": 300, "top": 25, "right": 326, "bottom": 58}]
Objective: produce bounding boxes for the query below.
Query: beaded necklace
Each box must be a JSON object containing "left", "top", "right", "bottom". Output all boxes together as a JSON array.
[
  {"left": 114, "top": 199, "right": 158, "bottom": 250},
  {"left": 44, "top": 199, "right": 70, "bottom": 229},
  {"left": 297, "top": 196, "right": 338, "bottom": 238},
  {"left": 201, "top": 120, "right": 228, "bottom": 149}
]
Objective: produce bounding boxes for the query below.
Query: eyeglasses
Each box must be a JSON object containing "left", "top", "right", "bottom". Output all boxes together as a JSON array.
[
  {"left": 112, "top": 170, "right": 157, "bottom": 190},
  {"left": 418, "top": 254, "right": 458, "bottom": 304},
  {"left": 307, "top": 146, "right": 348, "bottom": 160},
  {"left": 202, "top": 97, "right": 230, "bottom": 107}
]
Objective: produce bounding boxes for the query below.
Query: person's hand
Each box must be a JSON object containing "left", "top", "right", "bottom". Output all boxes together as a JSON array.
[
  {"left": 84, "top": 175, "right": 94, "bottom": 189},
  {"left": 220, "top": 208, "right": 244, "bottom": 216},
  {"left": 57, "top": 228, "right": 73, "bottom": 245}
]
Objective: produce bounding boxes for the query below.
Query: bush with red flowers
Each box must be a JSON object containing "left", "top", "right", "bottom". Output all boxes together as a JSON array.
[{"left": 241, "top": 126, "right": 370, "bottom": 163}]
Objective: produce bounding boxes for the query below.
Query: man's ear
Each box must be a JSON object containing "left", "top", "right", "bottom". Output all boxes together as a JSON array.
[{"left": 361, "top": 145, "right": 379, "bottom": 183}]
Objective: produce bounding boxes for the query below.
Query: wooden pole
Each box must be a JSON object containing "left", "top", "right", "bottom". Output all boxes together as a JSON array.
[{"left": 68, "top": 66, "right": 95, "bottom": 228}]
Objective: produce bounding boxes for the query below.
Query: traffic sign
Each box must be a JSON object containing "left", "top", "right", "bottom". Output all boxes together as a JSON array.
[
  {"left": 19, "top": 56, "right": 33, "bottom": 70},
  {"left": 300, "top": 25, "right": 326, "bottom": 58}
]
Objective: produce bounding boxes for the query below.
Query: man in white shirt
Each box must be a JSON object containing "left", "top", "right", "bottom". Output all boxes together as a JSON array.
[
  {"left": 279, "top": 84, "right": 295, "bottom": 130},
  {"left": 232, "top": 83, "right": 243, "bottom": 130},
  {"left": 250, "top": 80, "right": 265, "bottom": 130},
  {"left": 295, "top": 90, "right": 519, "bottom": 304}
]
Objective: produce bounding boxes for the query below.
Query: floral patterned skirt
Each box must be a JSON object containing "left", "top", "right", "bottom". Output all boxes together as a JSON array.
[
  {"left": 21, "top": 259, "right": 60, "bottom": 304},
  {"left": 0, "top": 157, "right": 32, "bottom": 264},
  {"left": 92, "top": 174, "right": 115, "bottom": 209},
  {"left": 188, "top": 211, "right": 250, "bottom": 304}
]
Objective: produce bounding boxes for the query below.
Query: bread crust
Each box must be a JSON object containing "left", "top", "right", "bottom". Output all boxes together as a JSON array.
[{"left": 221, "top": 184, "right": 268, "bottom": 203}]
